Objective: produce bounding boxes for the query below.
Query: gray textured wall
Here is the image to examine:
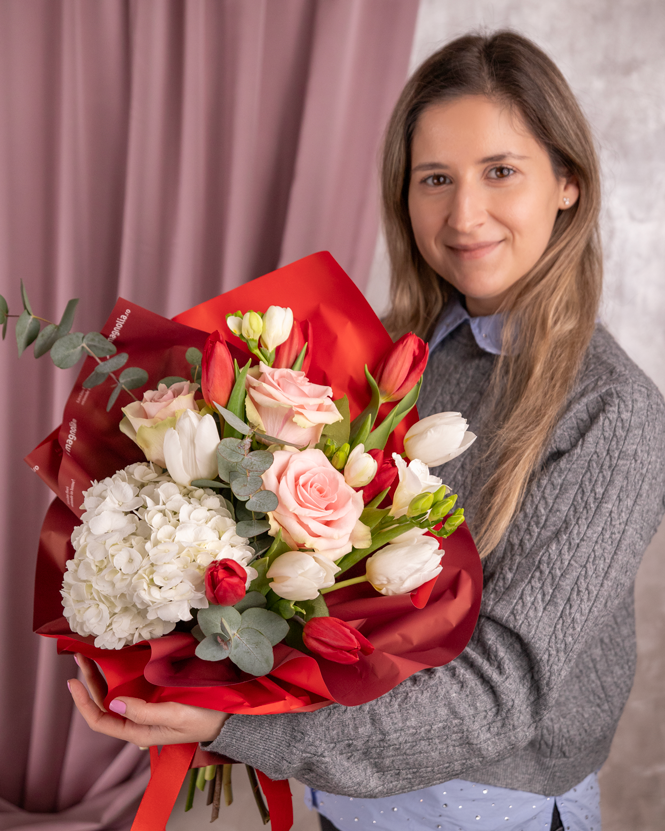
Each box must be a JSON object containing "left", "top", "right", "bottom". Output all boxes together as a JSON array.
[{"left": 367, "top": 1, "right": 665, "bottom": 828}]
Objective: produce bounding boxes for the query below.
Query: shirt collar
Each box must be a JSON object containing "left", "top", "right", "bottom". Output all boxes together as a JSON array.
[{"left": 429, "top": 295, "right": 504, "bottom": 355}]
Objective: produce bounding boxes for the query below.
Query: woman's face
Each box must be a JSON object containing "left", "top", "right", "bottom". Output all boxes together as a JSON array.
[{"left": 407, "top": 95, "right": 579, "bottom": 316}]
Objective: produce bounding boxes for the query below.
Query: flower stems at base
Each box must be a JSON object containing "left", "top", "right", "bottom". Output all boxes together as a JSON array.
[
  {"left": 222, "top": 764, "right": 234, "bottom": 807},
  {"left": 211, "top": 766, "right": 223, "bottom": 822},
  {"left": 246, "top": 765, "right": 271, "bottom": 825},
  {"left": 185, "top": 769, "right": 198, "bottom": 812}
]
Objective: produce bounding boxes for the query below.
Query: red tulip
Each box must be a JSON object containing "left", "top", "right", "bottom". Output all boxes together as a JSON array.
[
  {"left": 273, "top": 320, "right": 312, "bottom": 374},
  {"left": 303, "top": 616, "right": 374, "bottom": 664},
  {"left": 205, "top": 558, "right": 247, "bottom": 606},
  {"left": 375, "top": 333, "right": 428, "bottom": 402},
  {"left": 361, "top": 449, "right": 398, "bottom": 505},
  {"left": 201, "top": 330, "right": 235, "bottom": 408}
]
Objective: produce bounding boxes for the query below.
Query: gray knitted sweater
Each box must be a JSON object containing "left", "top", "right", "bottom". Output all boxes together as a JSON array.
[{"left": 206, "top": 323, "right": 665, "bottom": 797}]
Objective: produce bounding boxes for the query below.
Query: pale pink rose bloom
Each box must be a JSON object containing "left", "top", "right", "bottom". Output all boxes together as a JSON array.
[
  {"left": 245, "top": 362, "right": 342, "bottom": 447},
  {"left": 262, "top": 449, "right": 366, "bottom": 561}
]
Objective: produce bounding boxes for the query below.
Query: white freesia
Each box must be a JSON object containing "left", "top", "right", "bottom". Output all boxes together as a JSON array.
[
  {"left": 163, "top": 409, "right": 220, "bottom": 486},
  {"left": 343, "top": 444, "right": 378, "bottom": 488},
  {"left": 390, "top": 453, "right": 447, "bottom": 518},
  {"left": 404, "top": 412, "right": 476, "bottom": 467},
  {"left": 226, "top": 315, "right": 243, "bottom": 336},
  {"left": 266, "top": 551, "right": 340, "bottom": 601},
  {"left": 366, "top": 536, "right": 443, "bottom": 596},
  {"left": 260, "top": 305, "right": 294, "bottom": 352},
  {"left": 241, "top": 310, "right": 263, "bottom": 340},
  {"left": 61, "top": 463, "right": 254, "bottom": 649}
]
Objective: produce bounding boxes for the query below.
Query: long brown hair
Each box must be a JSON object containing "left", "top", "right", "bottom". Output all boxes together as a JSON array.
[{"left": 382, "top": 31, "right": 602, "bottom": 557}]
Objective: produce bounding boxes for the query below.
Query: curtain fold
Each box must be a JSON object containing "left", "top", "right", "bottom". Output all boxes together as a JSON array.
[{"left": 0, "top": 0, "right": 419, "bottom": 827}]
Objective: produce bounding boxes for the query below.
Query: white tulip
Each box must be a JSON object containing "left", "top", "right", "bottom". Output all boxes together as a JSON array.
[
  {"left": 163, "top": 410, "right": 220, "bottom": 486},
  {"left": 260, "top": 305, "right": 294, "bottom": 352},
  {"left": 366, "top": 536, "right": 443, "bottom": 596},
  {"left": 343, "top": 444, "right": 378, "bottom": 488},
  {"left": 404, "top": 412, "right": 476, "bottom": 467},
  {"left": 389, "top": 453, "right": 445, "bottom": 518},
  {"left": 267, "top": 550, "right": 340, "bottom": 601}
]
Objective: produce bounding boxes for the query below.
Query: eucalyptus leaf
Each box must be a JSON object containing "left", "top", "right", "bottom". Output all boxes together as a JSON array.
[
  {"left": 245, "top": 490, "right": 279, "bottom": 513},
  {"left": 106, "top": 382, "right": 123, "bottom": 411},
  {"left": 90, "top": 351, "right": 128, "bottom": 375},
  {"left": 119, "top": 366, "right": 149, "bottom": 389},
  {"left": 195, "top": 634, "right": 232, "bottom": 662},
  {"left": 57, "top": 298, "right": 79, "bottom": 337},
  {"left": 158, "top": 375, "right": 188, "bottom": 388},
  {"left": 190, "top": 478, "right": 227, "bottom": 490},
  {"left": 2, "top": 318, "right": 7, "bottom": 340},
  {"left": 50, "top": 332, "right": 84, "bottom": 367},
  {"left": 83, "top": 331, "right": 117, "bottom": 357},
  {"left": 191, "top": 624, "right": 205, "bottom": 642},
  {"left": 217, "top": 438, "right": 246, "bottom": 464},
  {"left": 240, "top": 608, "right": 289, "bottom": 646},
  {"left": 16, "top": 310, "right": 40, "bottom": 356},
  {"left": 229, "top": 628, "right": 274, "bottom": 676},
  {"left": 82, "top": 366, "right": 111, "bottom": 389},
  {"left": 20, "top": 280, "right": 32, "bottom": 314},
  {"left": 235, "top": 502, "right": 257, "bottom": 523},
  {"left": 253, "top": 431, "right": 307, "bottom": 448},
  {"left": 236, "top": 519, "right": 270, "bottom": 538},
  {"left": 215, "top": 404, "right": 250, "bottom": 435},
  {"left": 198, "top": 605, "right": 241, "bottom": 638},
  {"left": 217, "top": 453, "right": 237, "bottom": 483},
  {"left": 233, "top": 591, "right": 267, "bottom": 613},
  {"left": 230, "top": 472, "right": 264, "bottom": 501},
  {"left": 241, "top": 451, "right": 274, "bottom": 473},
  {"left": 0, "top": 294, "right": 8, "bottom": 324},
  {"left": 186, "top": 347, "right": 203, "bottom": 366},
  {"left": 33, "top": 323, "right": 59, "bottom": 358}
]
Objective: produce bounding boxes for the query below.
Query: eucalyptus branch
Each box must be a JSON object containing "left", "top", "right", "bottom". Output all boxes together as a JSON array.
[{"left": 81, "top": 343, "right": 140, "bottom": 402}]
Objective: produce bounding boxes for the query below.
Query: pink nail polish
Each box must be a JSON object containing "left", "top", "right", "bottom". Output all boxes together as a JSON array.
[
  {"left": 74, "top": 655, "right": 80, "bottom": 667},
  {"left": 67, "top": 680, "right": 72, "bottom": 693},
  {"left": 109, "top": 699, "right": 127, "bottom": 715}
]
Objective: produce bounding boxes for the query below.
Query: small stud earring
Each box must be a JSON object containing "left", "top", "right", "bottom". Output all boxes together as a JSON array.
[{"left": 563, "top": 197, "right": 570, "bottom": 206}]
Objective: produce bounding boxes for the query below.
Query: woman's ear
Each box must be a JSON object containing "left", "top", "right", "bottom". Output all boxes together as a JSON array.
[{"left": 559, "top": 175, "right": 580, "bottom": 210}]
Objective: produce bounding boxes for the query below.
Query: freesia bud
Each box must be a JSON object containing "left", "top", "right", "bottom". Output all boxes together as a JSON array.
[
  {"left": 201, "top": 330, "right": 234, "bottom": 408},
  {"left": 261, "top": 306, "right": 294, "bottom": 352},
  {"left": 366, "top": 536, "right": 443, "bottom": 596},
  {"left": 390, "top": 454, "right": 444, "bottom": 518},
  {"left": 226, "top": 313, "right": 243, "bottom": 337},
  {"left": 404, "top": 412, "right": 476, "bottom": 467},
  {"left": 428, "top": 494, "right": 458, "bottom": 524},
  {"left": 442, "top": 508, "right": 465, "bottom": 535},
  {"left": 274, "top": 319, "right": 307, "bottom": 369},
  {"left": 163, "top": 409, "right": 220, "bottom": 486},
  {"left": 343, "top": 444, "right": 378, "bottom": 488},
  {"left": 241, "top": 311, "right": 263, "bottom": 341},
  {"left": 267, "top": 551, "right": 340, "bottom": 601},
  {"left": 406, "top": 492, "right": 434, "bottom": 517},
  {"left": 331, "top": 442, "right": 350, "bottom": 470},
  {"left": 303, "top": 617, "right": 374, "bottom": 664},
  {"left": 205, "top": 558, "right": 248, "bottom": 606},
  {"left": 375, "top": 333, "right": 428, "bottom": 403}
]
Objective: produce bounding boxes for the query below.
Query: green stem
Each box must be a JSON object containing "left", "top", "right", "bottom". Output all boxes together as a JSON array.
[
  {"left": 81, "top": 343, "right": 140, "bottom": 402},
  {"left": 321, "top": 574, "right": 368, "bottom": 594}
]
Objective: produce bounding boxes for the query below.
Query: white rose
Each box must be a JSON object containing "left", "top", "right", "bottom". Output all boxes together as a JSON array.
[
  {"left": 267, "top": 551, "right": 340, "bottom": 601},
  {"left": 390, "top": 454, "right": 445, "bottom": 518},
  {"left": 404, "top": 412, "right": 476, "bottom": 467},
  {"left": 366, "top": 536, "right": 443, "bottom": 596},
  {"left": 163, "top": 409, "right": 220, "bottom": 486},
  {"left": 343, "top": 444, "right": 378, "bottom": 488}
]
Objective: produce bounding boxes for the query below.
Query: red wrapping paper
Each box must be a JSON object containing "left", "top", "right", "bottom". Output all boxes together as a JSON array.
[{"left": 26, "top": 252, "right": 483, "bottom": 830}]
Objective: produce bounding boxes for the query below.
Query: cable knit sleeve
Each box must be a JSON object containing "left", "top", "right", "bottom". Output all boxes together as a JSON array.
[{"left": 203, "top": 361, "right": 665, "bottom": 798}]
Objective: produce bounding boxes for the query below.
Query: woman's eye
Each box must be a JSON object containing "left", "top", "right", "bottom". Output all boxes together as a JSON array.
[
  {"left": 423, "top": 174, "right": 450, "bottom": 187},
  {"left": 488, "top": 166, "right": 515, "bottom": 179}
]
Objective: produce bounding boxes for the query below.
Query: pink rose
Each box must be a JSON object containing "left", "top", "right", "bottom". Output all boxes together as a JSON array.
[
  {"left": 119, "top": 381, "right": 200, "bottom": 466},
  {"left": 262, "top": 449, "right": 367, "bottom": 560},
  {"left": 245, "top": 362, "right": 342, "bottom": 447}
]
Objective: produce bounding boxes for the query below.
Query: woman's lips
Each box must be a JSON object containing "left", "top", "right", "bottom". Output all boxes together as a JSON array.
[{"left": 446, "top": 241, "right": 502, "bottom": 260}]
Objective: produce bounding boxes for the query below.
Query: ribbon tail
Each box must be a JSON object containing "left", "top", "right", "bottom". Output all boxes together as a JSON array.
[
  {"left": 256, "top": 769, "right": 293, "bottom": 831},
  {"left": 131, "top": 742, "right": 198, "bottom": 831}
]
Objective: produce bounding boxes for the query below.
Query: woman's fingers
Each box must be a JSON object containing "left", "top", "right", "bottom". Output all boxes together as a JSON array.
[{"left": 75, "top": 653, "right": 108, "bottom": 711}]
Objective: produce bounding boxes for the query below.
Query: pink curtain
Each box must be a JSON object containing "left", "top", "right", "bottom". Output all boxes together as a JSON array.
[{"left": 0, "top": 0, "right": 419, "bottom": 828}]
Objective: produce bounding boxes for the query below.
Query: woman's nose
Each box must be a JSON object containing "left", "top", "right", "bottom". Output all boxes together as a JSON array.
[{"left": 446, "top": 182, "right": 486, "bottom": 234}]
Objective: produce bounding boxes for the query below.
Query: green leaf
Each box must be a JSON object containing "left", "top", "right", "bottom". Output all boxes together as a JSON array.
[
  {"left": 118, "top": 366, "right": 149, "bottom": 389},
  {"left": 50, "top": 332, "right": 84, "bottom": 368},
  {"left": 240, "top": 450, "right": 274, "bottom": 473},
  {"left": 359, "top": 505, "right": 391, "bottom": 530},
  {"left": 365, "top": 487, "right": 390, "bottom": 510},
  {"left": 234, "top": 591, "right": 267, "bottom": 613},
  {"left": 350, "top": 411, "right": 373, "bottom": 451},
  {"left": 236, "top": 502, "right": 260, "bottom": 523},
  {"left": 240, "top": 608, "right": 289, "bottom": 646},
  {"left": 248, "top": 558, "right": 271, "bottom": 595},
  {"left": 82, "top": 366, "right": 111, "bottom": 389},
  {"left": 224, "top": 359, "right": 252, "bottom": 439},
  {"left": 236, "top": 519, "right": 271, "bottom": 537},
  {"left": 57, "top": 298, "right": 79, "bottom": 337},
  {"left": 83, "top": 331, "right": 117, "bottom": 357},
  {"left": 267, "top": 596, "right": 297, "bottom": 619},
  {"left": 229, "top": 628, "right": 274, "bottom": 676},
  {"left": 195, "top": 634, "right": 232, "bottom": 662},
  {"left": 94, "top": 352, "right": 129, "bottom": 374},
  {"left": 20, "top": 280, "right": 32, "bottom": 314},
  {"left": 215, "top": 403, "right": 250, "bottom": 435},
  {"left": 16, "top": 310, "right": 40, "bottom": 356},
  {"left": 198, "top": 605, "right": 242, "bottom": 638},
  {"left": 191, "top": 624, "right": 205, "bottom": 642},
  {"left": 2, "top": 318, "right": 7, "bottom": 341},
  {"left": 291, "top": 342, "right": 308, "bottom": 371},
  {"left": 0, "top": 294, "right": 9, "bottom": 324},
  {"left": 364, "top": 377, "right": 423, "bottom": 453},
  {"left": 190, "top": 478, "right": 227, "bottom": 490},
  {"left": 350, "top": 365, "right": 382, "bottom": 440},
  {"left": 250, "top": 536, "right": 272, "bottom": 558},
  {"left": 158, "top": 375, "right": 188, "bottom": 388},
  {"left": 33, "top": 323, "right": 59, "bottom": 358},
  {"left": 298, "top": 594, "right": 330, "bottom": 621},
  {"left": 245, "top": 489, "right": 279, "bottom": 513},
  {"left": 263, "top": 530, "right": 291, "bottom": 565},
  {"left": 318, "top": 396, "right": 350, "bottom": 447},
  {"left": 217, "top": 454, "right": 238, "bottom": 483},
  {"left": 106, "top": 382, "right": 123, "bottom": 411},
  {"left": 230, "top": 472, "right": 264, "bottom": 500},
  {"left": 186, "top": 347, "right": 203, "bottom": 366},
  {"left": 217, "top": 437, "right": 246, "bottom": 464}
]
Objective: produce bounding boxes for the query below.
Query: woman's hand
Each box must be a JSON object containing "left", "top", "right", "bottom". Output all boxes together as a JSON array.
[{"left": 69, "top": 653, "right": 230, "bottom": 747}]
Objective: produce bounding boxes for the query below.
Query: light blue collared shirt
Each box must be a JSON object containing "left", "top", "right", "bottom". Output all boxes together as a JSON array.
[{"left": 429, "top": 296, "right": 504, "bottom": 356}]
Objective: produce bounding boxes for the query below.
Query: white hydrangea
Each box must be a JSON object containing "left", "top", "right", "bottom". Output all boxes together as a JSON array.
[{"left": 61, "top": 463, "right": 255, "bottom": 649}]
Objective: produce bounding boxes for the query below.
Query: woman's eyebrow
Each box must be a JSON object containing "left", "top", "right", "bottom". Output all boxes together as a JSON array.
[{"left": 411, "top": 153, "right": 529, "bottom": 173}]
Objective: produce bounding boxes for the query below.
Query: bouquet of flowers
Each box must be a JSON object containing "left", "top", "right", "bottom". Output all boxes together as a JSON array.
[{"left": 5, "top": 253, "right": 482, "bottom": 831}]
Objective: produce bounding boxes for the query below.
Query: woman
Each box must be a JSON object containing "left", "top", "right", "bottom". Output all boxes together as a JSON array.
[{"left": 69, "top": 31, "right": 665, "bottom": 831}]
